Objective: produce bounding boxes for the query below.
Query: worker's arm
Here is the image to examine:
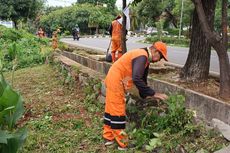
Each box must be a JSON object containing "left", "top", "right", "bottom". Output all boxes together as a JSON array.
[
  {"left": 108, "top": 24, "right": 113, "bottom": 36},
  {"left": 132, "top": 56, "right": 168, "bottom": 100},
  {"left": 132, "top": 56, "right": 155, "bottom": 98}
]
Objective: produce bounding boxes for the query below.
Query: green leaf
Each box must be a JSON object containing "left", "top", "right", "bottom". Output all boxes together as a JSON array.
[
  {"left": 0, "top": 85, "right": 19, "bottom": 108},
  {"left": 1, "top": 128, "right": 27, "bottom": 153},
  {"left": 0, "top": 106, "right": 15, "bottom": 124},
  {"left": 149, "top": 138, "right": 159, "bottom": 147},
  {"left": 0, "top": 84, "right": 24, "bottom": 128},
  {"left": 0, "top": 73, "right": 7, "bottom": 98},
  {"left": 153, "top": 132, "right": 160, "bottom": 137},
  {"left": 145, "top": 145, "right": 154, "bottom": 151},
  {"left": 0, "top": 130, "right": 13, "bottom": 144}
]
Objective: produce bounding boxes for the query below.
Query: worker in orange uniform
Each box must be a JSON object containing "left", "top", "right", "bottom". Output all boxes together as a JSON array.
[
  {"left": 103, "top": 41, "right": 169, "bottom": 150},
  {"left": 52, "top": 31, "right": 58, "bottom": 50},
  {"left": 37, "top": 27, "right": 45, "bottom": 38},
  {"left": 109, "top": 15, "right": 123, "bottom": 62},
  {"left": 52, "top": 28, "right": 61, "bottom": 50}
]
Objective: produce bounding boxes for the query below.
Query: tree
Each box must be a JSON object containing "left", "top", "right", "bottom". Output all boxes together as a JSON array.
[
  {"left": 0, "top": 0, "right": 45, "bottom": 29},
  {"left": 122, "top": 0, "right": 127, "bottom": 54},
  {"left": 136, "top": 0, "right": 166, "bottom": 26},
  {"left": 172, "top": 0, "right": 194, "bottom": 28},
  {"left": 129, "top": 6, "right": 139, "bottom": 31},
  {"left": 180, "top": 0, "right": 215, "bottom": 82},
  {"left": 77, "top": 0, "right": 116, "bottom": 9},
  {"left": 39, "top": 3, "right": 114, "bottom": 34},
  {"left": 182, "top": 0, "right": 230, "bottom": 99}
]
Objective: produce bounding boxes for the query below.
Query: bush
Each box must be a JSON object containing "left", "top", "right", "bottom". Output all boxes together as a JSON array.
[
  {"left": 127, "top": 94, "right": 228, "bottom": 152},
  {"left": 145, "top": 36, "right": 190, "bottom": 47},
  {"left": 0, "top": 72, "right": 27, "bottom": 153},
  {"left": 167, "top": 28, "right": 179, "bottom": 36},
  {"left": 0, "top": 26, "right": 52, "bottom": 71},
  {"left": 63, "top": 31, "right": 71, "bottom": 36}
]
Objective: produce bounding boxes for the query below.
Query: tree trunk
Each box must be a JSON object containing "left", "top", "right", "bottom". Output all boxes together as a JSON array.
[
  {"left": 180, "top": 0, "right": 215, "bottom": 81},
  {"left": 96, "top": 25, "right": 99, "bottom": 35},
  {"left": 221, "top": 0, "right": 228, "bottom": 50},
  {"left": 13, "top": 20, "right": 18, "bottom": 29},
  {"left": 192, "top": 0, "right": 230, "bottom": 99},
  {"left": 218, "top": 49, "right": 230, "bottom": 99},
  {"left": 121, "top": 0, "right": 127, "bottom": 54}
]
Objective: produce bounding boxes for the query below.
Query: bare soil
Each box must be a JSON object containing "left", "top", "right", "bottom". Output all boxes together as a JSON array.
[{"left": 149, "top": 66, "right": 230, "bottom": 103}]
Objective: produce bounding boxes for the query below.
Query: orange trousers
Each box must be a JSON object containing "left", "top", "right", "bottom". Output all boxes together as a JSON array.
[
  {"left": 111, "top": 39, "right": 122, "bottom": 62},
  {"left": 103, "top": 68, "right": 128, "bottom": 148},
  {"left": 52, "top": 40, "right": 58, "bottom": 49}
]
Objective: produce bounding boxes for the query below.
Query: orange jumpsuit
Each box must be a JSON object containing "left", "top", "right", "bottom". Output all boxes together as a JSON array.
[
  {"left": 110, "top": 20, "right": 123, "bottom": 62},
  {"left": 52, "top": 32, "right": 58, "bottom": 49},
  {"left": 103, "top": 49, "right": 150, "bottom": 148},
  {"left": 37, "top": 29, "right": 45, "bottom": 38}
]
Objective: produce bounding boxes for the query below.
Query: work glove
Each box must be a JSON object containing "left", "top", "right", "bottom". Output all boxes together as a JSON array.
[{"left": 126, "top": 85, "right": 140, "bottom": 99}]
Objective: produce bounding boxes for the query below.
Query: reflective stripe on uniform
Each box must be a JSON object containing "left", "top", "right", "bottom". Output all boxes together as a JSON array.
[{"left": 104, "top": 112, "right": 126, "bottom": 129}]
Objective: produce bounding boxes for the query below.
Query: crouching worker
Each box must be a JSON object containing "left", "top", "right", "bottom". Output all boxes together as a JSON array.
[{"left": 103, "top": 41, "right": 169, "bottom": 150}]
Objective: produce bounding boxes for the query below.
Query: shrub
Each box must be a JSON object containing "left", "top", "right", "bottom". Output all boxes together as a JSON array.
[
  {"left": 145, "top": 36, "right": 190, "bottom": 47},
  {"left": 167, "top": 28, "right": 180, "bottom": 36},
  {"left": 0, "top": 26, "right": 52, "bottom": 71},
  {"left": 0, "top": 71, "right": 27, "bottom": 153}
]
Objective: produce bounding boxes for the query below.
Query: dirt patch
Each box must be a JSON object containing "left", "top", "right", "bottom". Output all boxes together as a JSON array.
[
  {"left": 4, "top": 65, "right": 107, "bottom": 153},
  {"left": 148, "top": 67, "right": 230, "bottom": 103}
]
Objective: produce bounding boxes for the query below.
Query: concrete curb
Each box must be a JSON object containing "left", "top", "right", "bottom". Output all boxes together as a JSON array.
[
  {"left": 54, "top": 53, "right": 106, "bottom": 105},
  {"left": 60, "top": 51, "right": 230, "bottom": 125}
]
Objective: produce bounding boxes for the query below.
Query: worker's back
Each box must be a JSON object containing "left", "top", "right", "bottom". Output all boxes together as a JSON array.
[
  {"left": 111, "top": 20, "right": 122, "bottom": 41},
  {"left": 106, "top": 49, "right": 149, "bottom": 89}
]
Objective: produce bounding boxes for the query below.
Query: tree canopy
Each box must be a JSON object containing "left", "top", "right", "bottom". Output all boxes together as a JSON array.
[
  {"left": 76, "top": 0, "right": 116, "bottom": 9},
  {"left": 39, "top": 3, "right": 115, "bottom": 34},
  {"left": 0, "top": 0, "right": 45, "bottom": 28}
]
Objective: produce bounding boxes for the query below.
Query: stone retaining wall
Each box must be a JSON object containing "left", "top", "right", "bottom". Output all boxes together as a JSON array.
[{"left": 60, "top": 51, "right": 230, "bottom": 125}]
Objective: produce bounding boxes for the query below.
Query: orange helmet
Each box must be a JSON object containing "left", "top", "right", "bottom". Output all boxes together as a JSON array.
[{"left": 153, "top": 41, "right": 168, "bottom": 61}]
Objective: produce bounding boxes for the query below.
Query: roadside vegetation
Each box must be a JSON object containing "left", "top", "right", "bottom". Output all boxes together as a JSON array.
[
  {"left": 0, "top": 26, "right": 52, "bottom": 152},
  {"left": 0, "top": 26, "right": 51, "bottom": 71},
  {"left": 2, "top": 63, "right": 228, "bottom": 153},
  {"left": 0, "top": 0, "right": 229, "bottom": 152}
]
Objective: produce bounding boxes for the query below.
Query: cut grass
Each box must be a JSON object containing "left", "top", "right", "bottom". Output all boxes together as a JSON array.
[
  {"left": 4, "top": 64, "right": 229, "bottom": 153},
  {"left": 4, "top": 65, "right": 121, "bottom": 153}
]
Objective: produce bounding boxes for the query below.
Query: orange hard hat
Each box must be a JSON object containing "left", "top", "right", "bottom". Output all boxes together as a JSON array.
[{"left": 153, "top": 41, "right": 168, "bottom": 61}]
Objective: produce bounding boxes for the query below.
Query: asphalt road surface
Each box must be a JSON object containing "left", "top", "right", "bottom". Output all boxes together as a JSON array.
[{"left": 61, "top": 37, "right": 230, "bottom": 74}]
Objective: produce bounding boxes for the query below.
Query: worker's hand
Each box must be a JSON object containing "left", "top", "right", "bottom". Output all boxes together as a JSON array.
[
  {"left": 126, "top": 86, "right": 140, "bottom": 98},
  {"left": 153, "top": 93, "right": 168, "bottom": 101}
]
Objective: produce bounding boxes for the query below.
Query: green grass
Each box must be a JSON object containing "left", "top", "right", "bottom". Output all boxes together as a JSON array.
[
  {"left": 4, "top": 65, "right": 108, "bottom": 153},
  {"left": 3, "top": 64, "right": 229, "bottom": 153},
  {"left": 3, "top": 64, "right": 137, "bottom": 153}
]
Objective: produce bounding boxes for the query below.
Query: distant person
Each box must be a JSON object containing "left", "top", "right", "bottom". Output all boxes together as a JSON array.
[
  {"left": 108, "top": 15, "right": 123, "bottom": 62},
  {"left": 37, "top": 28, "right": 45, "bottom": 38},
  {"left": 52, "top": 31, "right": 58, "bottom": 50},
  {"left": 72, "top": 25, "right": 80, "bottom": 41},
  {"left": 52, "top": 30, "right": 59, "bottom": 50}
]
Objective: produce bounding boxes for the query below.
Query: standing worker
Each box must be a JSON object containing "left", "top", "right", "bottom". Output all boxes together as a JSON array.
[
  {"left": 37, "top": 27, "right": 45, "bottom": 38},
  {"left": 109, "top": 15, "right": 123, "bottom": 62},
  {"left": 103, "top": 41, "right": 169, "bottom": 150},
  {"left": 52, "top": 31, "right": 58, "bottom": 50},
  {"left": 52, "top": 28, "right": 60, "bottom": 50}
]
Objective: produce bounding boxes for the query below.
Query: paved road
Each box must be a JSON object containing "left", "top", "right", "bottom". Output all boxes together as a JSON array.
[{"left": 61, "top": 37, "right": 230, "bottom": 74}]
